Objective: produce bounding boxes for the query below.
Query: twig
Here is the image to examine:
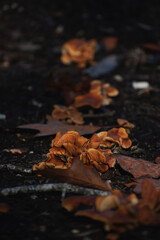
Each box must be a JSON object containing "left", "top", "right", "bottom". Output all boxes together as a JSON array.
[
  {"left": 0, "top": 183, "right": 110, "bottom": 197},
  {"left": 83, "top": 111, "right": 115, "bottom": 118},
  {"left": 74, "top": 228, "right": 100, "bottom": 237},
  {"left": 0, "top": 164, "right": 32, "bottom": 174}
]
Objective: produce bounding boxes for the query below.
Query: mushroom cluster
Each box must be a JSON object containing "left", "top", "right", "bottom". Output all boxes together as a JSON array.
[
  {"left": 61, "top": 38, "right": 97, "bottom": 68},
  {"left": 33, "top": 128, "right": 132, "bottom": 174},
  {"left": 75, "top": 80, "right": 119, "bottom": 108},
  {"left": 52, "top": 105, "right": 84, "bottom": 124}
]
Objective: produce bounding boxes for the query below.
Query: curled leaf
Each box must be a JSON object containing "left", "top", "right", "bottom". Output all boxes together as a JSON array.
[
  {"left": 114, "top": 154, "right": 160, "bottom": 178},
  {"left": 33, "top": 158, "right": 111, "bottom": 191},
  {"left": 62, "top": 196, "right": 96, "bottom": 211},
  {"left": 18, "top": 118, "right": 100, "bottom": 137}
]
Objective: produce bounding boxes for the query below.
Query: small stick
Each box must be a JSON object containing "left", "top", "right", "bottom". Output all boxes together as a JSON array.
[
  {"left": 0, "top": 183, "right": 110, "bottom": 197},
  {"left": 83, "top": 111, "right": 115, "bottom": 118},
  {"left": 0, "top": 164, "right": 32, "bottom": 174}
]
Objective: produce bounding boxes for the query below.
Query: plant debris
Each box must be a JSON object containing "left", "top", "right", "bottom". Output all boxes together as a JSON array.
[
  {"left": 114, "top": 154, "right": 160, "bottom": 179},
  {"left": 62, "top": 178, "right": 160, "bottom": 238},
  {"left": 18, "top": 116, "right": 100, "bottom": 137},
  {"left": 86, "top": 55, "right": 121, "bottom": 78}
]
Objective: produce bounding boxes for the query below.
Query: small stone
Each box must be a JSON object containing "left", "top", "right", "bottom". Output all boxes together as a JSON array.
[
  {"left": 30, "top": 195, "right": 38, "bottom": 200},
  {"left": 132, "top": 81, "right": 149, "bottom": 89},
  {"left": 72, "top": 229, "right": 80, "bottom": 234},
  {"left": 114, "top": 74, "right": 123, "bottom": 82},
  {"left": 0, "top": 113, "right": 6, "bottom": 120},
  {"left": 55, "top": 25, "right": 64, "bottom": 34}
]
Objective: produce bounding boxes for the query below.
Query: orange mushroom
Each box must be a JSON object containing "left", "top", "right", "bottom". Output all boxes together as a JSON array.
[
  {"left": 74, "top": 80, "right": 119, "bottom": 108},
  {"left": 52, "top": 105, "right": 84, "bottom": 125},
  {"left": 61, "top": 38, "right": 97, "bottom": 68}
]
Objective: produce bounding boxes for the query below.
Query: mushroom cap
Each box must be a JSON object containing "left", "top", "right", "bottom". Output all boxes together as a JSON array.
[{"left": 75, "top": 92, "right": 103, "bottom": 108}]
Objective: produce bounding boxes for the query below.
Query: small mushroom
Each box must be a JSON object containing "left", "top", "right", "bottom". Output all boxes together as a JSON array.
[
  {"left": 61, "top": 38, "right": 97, "bottom": 68},
  {"left": 52, "top": 105, "right": 84, "bottom": 124}
]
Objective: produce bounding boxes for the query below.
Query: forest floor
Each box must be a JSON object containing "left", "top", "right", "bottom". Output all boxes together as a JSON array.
[{"left": 0, "top": 1, "right": 160, "bottom": 239}]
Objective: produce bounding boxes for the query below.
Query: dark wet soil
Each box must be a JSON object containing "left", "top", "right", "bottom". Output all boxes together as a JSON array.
[{"left": 0, "top": 0, "right": 160, "bottom": 239}]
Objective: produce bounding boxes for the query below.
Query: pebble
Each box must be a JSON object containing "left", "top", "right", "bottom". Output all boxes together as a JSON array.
[
  {"left": 132, "top": 81, "right": 149, "bottom": 89},
  {"left": 31, "top": 99, "right": 43, "bottom": 108},
  {"left": 114, "top": 74, "right": 123, "bottom": 82},
  {"left": 0, "top": 113, "right": 6, "bottom": 120},
  {"left": 72, "top": 229, "right": 80, "bottom": 234},
  {"left": 55, "top": 25, "right": 64, "bottom": 34},
  {"left": 30, "top": 195, "right": 38, "bottom": 200}
]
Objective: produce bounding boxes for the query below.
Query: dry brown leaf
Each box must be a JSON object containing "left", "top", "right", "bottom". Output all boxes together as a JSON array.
[
  {"left": 155, "top": 157, "right": 160, "bottom": 164},
  {"left": 106, "top": 233, "right": 119, "bottom": 240},
  {"left": 62, "top": 178, "right": 160, "bottom": 237},
  {"left": 102, "top": 37, "right": 118, "bottom": 51},
  {"left": 18, "top": 117, "right": 100, "bottom": 137},
  {"left": 114, "top": 154, "right": 160, "bottom": 178},
  {"left": 130, "top": 179, "right": 160, "bottom": 194},
  {"left": 0, "top": 203, "right": 9, "bottom": 213},
  {"left": 75, "top": 194, "right": 139, "bottom": 226},
  {"left": 62, "top": 195, "right": 96, "bottom": 211},
  {"left": 138, "top": 206, "right": 160, "bottom": 225},
  {"left": 142, "top": 43, "right": 160, "bottom": 51},
  {"left": 139, "top": 178, "right": 160, "bottom": 210},
  {"left": 33, "top": 158, "right": 112, "bottom": 191}
]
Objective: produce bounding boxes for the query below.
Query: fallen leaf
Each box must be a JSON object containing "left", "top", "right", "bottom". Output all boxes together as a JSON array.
[
  {"left": 0, "top": 203, "right": 9, "bottom": 213},
  {"left": 102, "top": 37, "right": 118, "bottom": 51},
  {"left": 18, "top": 117, "right": 100, "bottom": 137},
  {"left": 62, "top": 178, "right": 160, "bottom": 237},
  {"left": 155, "top": 157, "right": 160, "bottom": 164},
  {"left": 106, "top": 233, "right": 119, "bottom": 240},
  {"left": 62, "top": 195, "right": 96, "bottom": 211},
  {"left": 142, "top": 43, "right": 160, "bottom": 51},
  {"left": 132, "top": 178, "right": 160, "bottom": 194},
  {"left": 113, "top": 154, "right": 160, "bottom": 178},
  {"left": 139, "top": 178, "right": 160, "bottom": 210},
  {"left": 33, "top": 158, "right": 111, "bottom": 191},
  {"left": 73, "top": 193, "right": 139, "bottom": 226},
  {"left": 86, "top": 55, "right": 121, "bottom": 78}
]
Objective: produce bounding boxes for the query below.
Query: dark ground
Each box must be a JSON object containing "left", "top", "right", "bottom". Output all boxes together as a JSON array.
[{"left": 0, "top": 0, "right": 160, "bottom": 239}]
